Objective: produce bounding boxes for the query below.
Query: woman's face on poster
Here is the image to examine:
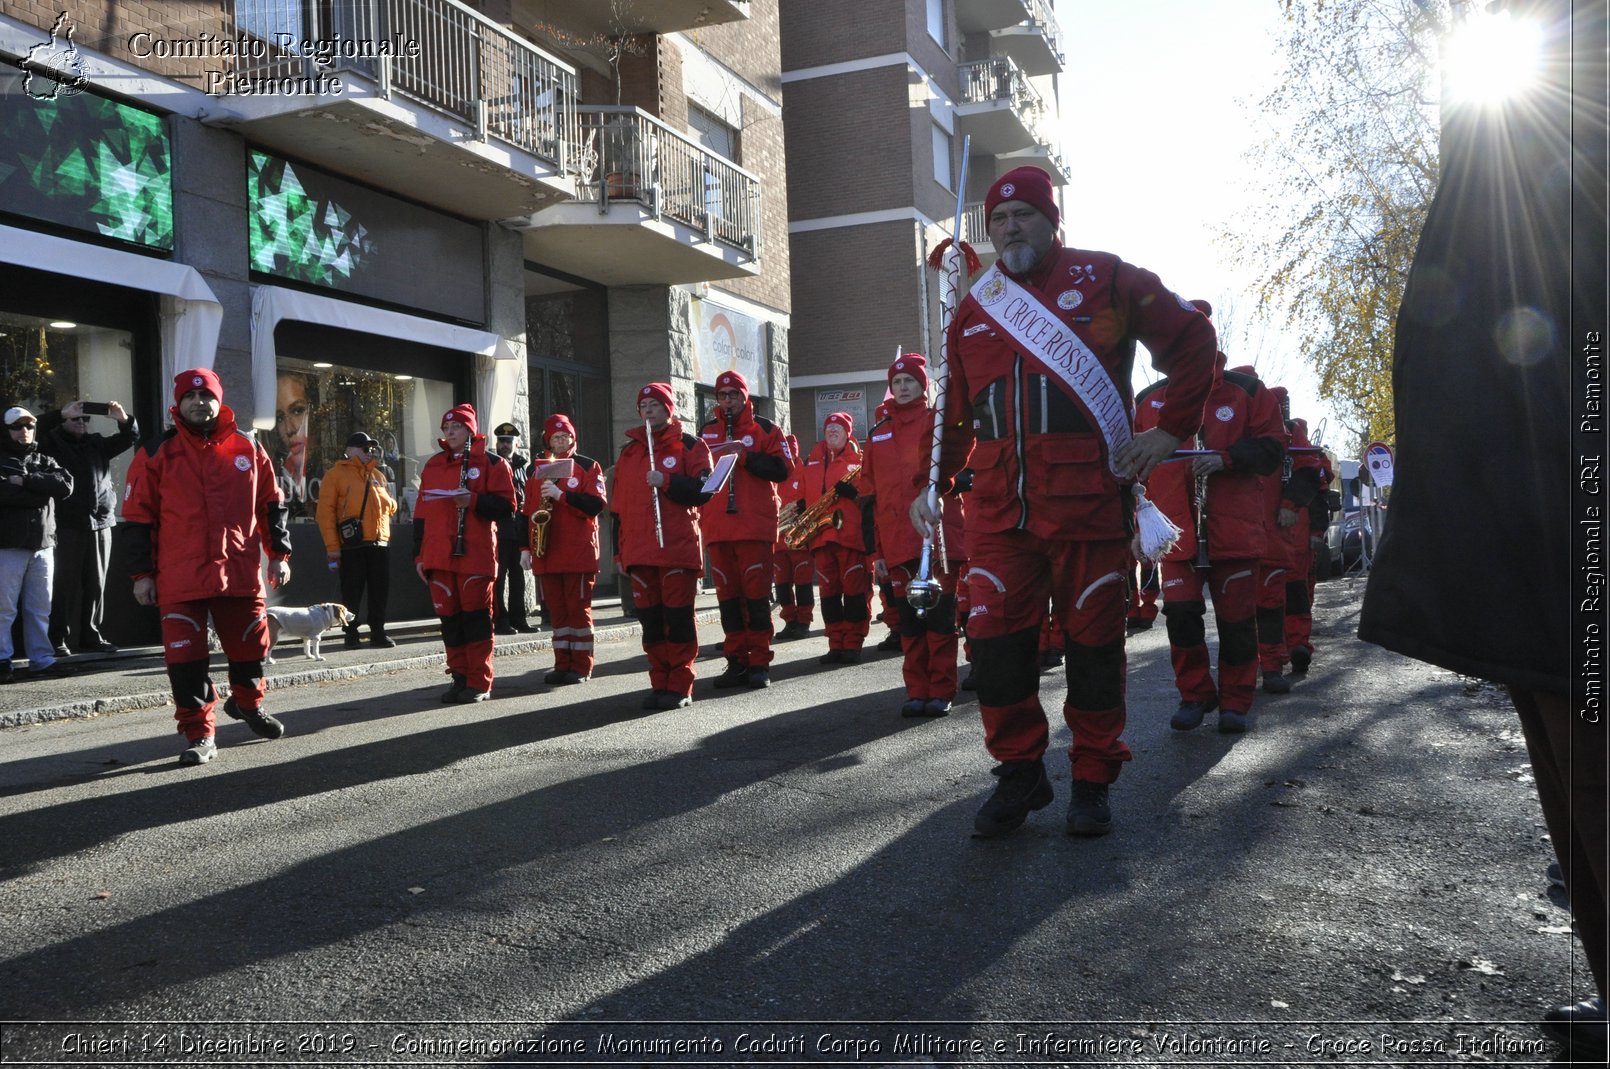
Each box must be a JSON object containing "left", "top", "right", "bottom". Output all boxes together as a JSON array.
[{"left": 275, "top": 373, "right": 311, "bottom": 485}]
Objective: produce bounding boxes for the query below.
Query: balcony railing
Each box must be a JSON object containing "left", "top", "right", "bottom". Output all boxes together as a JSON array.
[
  {"left": 957, "top": 56, "right": 1046, "bottom": 144},
  {"left": 962, "top": 202, "right": 988, "bottom": 245},
  {"left": 574, "top": 106, "right": 761, "bottom": 258},
  {"left": 1021, "top": 0, "right": 1063, "bottom": 65},
  {"left": 232, "top": 0, "right": 578, "bottom": 167}
]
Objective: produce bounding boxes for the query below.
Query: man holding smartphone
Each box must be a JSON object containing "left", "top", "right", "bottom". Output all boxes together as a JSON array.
[{"left": 39, "top": 399, "right": 139, "bottom": 654}]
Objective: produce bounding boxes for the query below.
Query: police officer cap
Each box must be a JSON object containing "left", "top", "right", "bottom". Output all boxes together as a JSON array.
[{"left": 493, "top": 422, "right": 520, "bottom": 438}]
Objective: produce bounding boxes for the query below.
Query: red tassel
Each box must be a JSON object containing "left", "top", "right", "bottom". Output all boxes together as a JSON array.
[{"left": 928, "top": 239, "right": 983, "bottom": 275}]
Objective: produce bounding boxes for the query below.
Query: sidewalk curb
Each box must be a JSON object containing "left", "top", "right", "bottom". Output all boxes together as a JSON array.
[{"left": 1, "top": 608, "right": 723, "bottom": 730}]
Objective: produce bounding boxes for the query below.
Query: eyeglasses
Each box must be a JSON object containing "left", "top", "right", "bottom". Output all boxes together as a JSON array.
[
  {"left": 8, "top": 423, "right": 36, "bottom": 431},
  {"left": 716, "top": 390, "right": 743, "bottom": 400},
  {"left": 67, "top": 416, "right": 92, "bottom": 423}
]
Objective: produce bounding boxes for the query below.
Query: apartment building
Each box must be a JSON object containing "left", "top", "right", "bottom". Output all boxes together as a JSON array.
[
  {"left": 0, "top": 0, "right": 789, "bottom": 637},
  {"left": 780, "top": 0, "right": 1065, "bottom": 447}
]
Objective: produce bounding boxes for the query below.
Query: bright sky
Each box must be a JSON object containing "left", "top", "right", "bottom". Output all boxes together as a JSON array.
[{"left": 1055, "top": 0, "right": 1345, "bottom": 447}]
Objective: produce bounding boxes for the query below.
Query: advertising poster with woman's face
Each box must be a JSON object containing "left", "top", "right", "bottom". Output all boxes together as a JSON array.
[{"left": 274, "top": 371, "right": 312, "bottom": 515}]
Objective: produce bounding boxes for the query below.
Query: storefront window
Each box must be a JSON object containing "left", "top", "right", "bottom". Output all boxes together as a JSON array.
[
  {"left": 0, "top": 312, "right": 138, "bottom": 516},
  {"left": 271, "top": 357, "right": 452, "bottom": 522}
]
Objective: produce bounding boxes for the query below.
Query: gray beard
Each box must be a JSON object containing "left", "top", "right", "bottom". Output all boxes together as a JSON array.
[{"left": 1001, "top": 245, "right": 1040, "bottom": 274}]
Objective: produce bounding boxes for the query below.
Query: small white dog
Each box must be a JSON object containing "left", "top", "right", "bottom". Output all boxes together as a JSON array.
[{"left": 265, "top": 603, "right": 355, "bottom": 663}]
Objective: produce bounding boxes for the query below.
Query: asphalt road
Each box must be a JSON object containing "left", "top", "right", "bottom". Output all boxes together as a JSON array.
[{"left": 0, "top": 580, "right": 1590, "bottom": 1067}]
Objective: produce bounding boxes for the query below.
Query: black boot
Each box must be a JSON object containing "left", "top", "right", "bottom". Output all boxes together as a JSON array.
[
  {"left": 972, "top": 759, "right": 1053, "bottom": 837},
  {"left": 712, "top": 658, "right": 749, "bottom": 689}
]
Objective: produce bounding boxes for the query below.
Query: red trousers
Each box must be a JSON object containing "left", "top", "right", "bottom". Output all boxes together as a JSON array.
[
  {"left": 773, "top": 548, "right": 814, "bottom": 624},
  {"left": 159, "top": 596, "right": 270, "bottom": 741},
  {"left": 630, "top": 565, "right": 700, "bottom": 697},
  {"left": 1256, "top": 560, "right": 1291, "bottom": 672},
  {"left": 813, "top": 544, "right": 870, "bottom": 651},
  {"left": 540, "top": 572, "right": 596, "bottom": 676},
  {"left": 888, "top": 559, "right": 962, "bottom": 701},
  {"left": 966, "top": 531, "right": 1132, "bottom": 783},
  {"left": 1160, "top": 558, "right": 1260, "bottom": 713},
  {"left": 1285, "top": 535, "right": 1318, "bottom": 656},
  {"left": 426, "top": 569, "right": 496, "bottom": 693},
  {"left": 709, "top": 540, "right": 775, "bottom": 667}
]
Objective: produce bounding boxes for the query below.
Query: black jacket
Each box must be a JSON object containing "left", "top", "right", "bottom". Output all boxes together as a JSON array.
[
  {"left": 38, "top": 411, "right": 140, "bottom": 530},
  {"left": 0, "top": 439, "right": 73, "bottom": 552},
  {"left": 1359, "top": 0, "right": 1598, "bottom": 693}
]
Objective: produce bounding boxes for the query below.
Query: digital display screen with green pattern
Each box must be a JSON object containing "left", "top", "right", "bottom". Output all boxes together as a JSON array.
[
  {"left": 247, "top": 150, "right": 485, "bottom": 324},
  {"left": 0, "top": 72, "right": 174, "bottom": 249}
]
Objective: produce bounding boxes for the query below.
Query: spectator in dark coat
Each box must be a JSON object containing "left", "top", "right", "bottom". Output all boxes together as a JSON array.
[
  {"left": 1359, "top": 1, "right": 1606, "bottom": 1060},
  {"left": 38, "top": 399, "right": 139, "bottom": 654},
  {"left": 0, "top": 406, "right": 74, "bottom": 683}
]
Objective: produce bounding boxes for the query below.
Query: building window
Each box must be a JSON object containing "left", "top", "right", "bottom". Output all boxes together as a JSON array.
[
  {"left": 687, "top": 105, "right": 738, "bottom": 162},
  {"left": 927, "top": 0, "right": 947, "bottom": 49},
  {"left": 933, "top": 123, "right": 953, "bottom": 191},
  {"left": 0, "top": 313, "right": 138, "bottom": 517}
]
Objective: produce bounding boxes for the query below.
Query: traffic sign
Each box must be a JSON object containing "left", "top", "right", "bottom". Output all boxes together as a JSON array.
[{"left": 1365, "top": 441, "right": 1395, "bottom": 487}]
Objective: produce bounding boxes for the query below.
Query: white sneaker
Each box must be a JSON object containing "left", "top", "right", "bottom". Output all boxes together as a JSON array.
[{"left": 179, "top": 736, "right": 217, "bottom": 766}]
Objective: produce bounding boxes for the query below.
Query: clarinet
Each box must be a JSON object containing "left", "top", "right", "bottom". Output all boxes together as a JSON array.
[
  {"left": 451, "top": 445, "right": 471, "bottom": 557},
  {"left": 1194, "top": 436, "right": 1211, "bottom": 570}
]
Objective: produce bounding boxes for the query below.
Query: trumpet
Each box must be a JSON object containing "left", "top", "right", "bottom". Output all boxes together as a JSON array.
[
  {"left": 530, "top": 502, "right": 553, "bottom": 558},
  {"left": 781, "top": 465, "right": 862, "bottom": 550}
]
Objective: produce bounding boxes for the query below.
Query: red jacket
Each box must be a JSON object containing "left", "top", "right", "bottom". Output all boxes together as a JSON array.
[
  {"left": 123, "top": 404, "right": 291, "bottom": 604},
  {"left": 698, "top": 400, "right": 789, "bottom": 543},
  {"left": 861, "top": 397, "right": 964, "bottom": 566},
  {"left": 413, "top": 435, "right": 517, "bottom": 574},
  {"left": 1135, "top": 359, "right": 1285, "bottom": 562},
  {"left": 611, "top": 418, "right": 713, "bottom": 570},
  {"left": 797, "top": 437, "right": 866, "bottom": 553},
  {"left": 521, "top": 449, "right": 605, "bottom": 575},
  {"left": 938, "top": 243, "right": 1216, "bottom": 542}
]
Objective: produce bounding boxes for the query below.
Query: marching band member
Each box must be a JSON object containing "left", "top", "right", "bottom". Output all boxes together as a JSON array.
[
  {"left": 610, "top": 383, "right": 713, "bottom": 709},
  {"left": 859, "top": 353, "right": 965, "bottom": 717},
  {"left": 1283, "top": 415, "right": 1333, "bottom": 676},
  {"left": 913, "top": 165, "right": 1215, "bottom": 838},
  {"left": 801, "top": 412, "right": 870, "bottom": 664},
  {"left": 1137, "top": 308, "right": 1285, "bottom": 734},
  {"left": 699, "top": 371, "right": 789, "bottom": 690},
  {"left": 123, "top": 369, "right": 289, "bottom": 766},
  {"left": 414, "top": 404, "right": 517, "bottom": 704},
  {"left": 521, "top": 414, "right": 606, "bottom": 684},
  {"left": 773, "top": 433, "right": 815, "bottom": 642}
]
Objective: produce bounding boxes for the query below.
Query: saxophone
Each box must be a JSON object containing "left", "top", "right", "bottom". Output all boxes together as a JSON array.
[
  {"left": 529, "top": 453, "right": 554, "bottom": 559},
  {"left": 781, "top": 464, "right": 863, "bottom": 550}
]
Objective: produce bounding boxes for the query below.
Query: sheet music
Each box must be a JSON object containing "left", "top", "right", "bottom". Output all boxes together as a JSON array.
[{"left": 701, "top": 452, "right": 740, "bottom": 494}]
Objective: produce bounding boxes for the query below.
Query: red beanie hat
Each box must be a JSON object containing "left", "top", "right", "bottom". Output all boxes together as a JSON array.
[
  {"left": 637, "top": 382, "right": 675, "bottom": 417},
  {"left": 441, "top": 403, "right": 478, "bottom": 435},
  {"left": 544, "top": 413, "right": 576, "bottom": 442},
  {"left": 823, "top": 411, "right": 854, "bottom": 436},
  {"left": 173, "top": 367, "right": 223, "bottom": 406},
  {"left": 1191, "top": 299, "right": 1213, "bottom": 319},
  {"left": 714, "top": 370, "right": 749, "bottom": 400},
  {"left": 985, "top": 166, "right": 1059, "bottom": 229},
  {"left": 888, "top": 352, "right": 929, "bottom": 392}
]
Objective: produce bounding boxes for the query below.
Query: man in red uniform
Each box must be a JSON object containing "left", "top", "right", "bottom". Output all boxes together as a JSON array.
[
  {"left": 1136, "top": 308, "right": 1285, "bottom": 733},
  {"left": 124, "top": 369, "right": 292, "bottom": 766},
  {"left": 913, "top": 165, "right": 1215, "bottom": 838},
  {"left": 800, "top": 412, "right": 870, "bottom": 664},
  {"left": 699, "top": 370, "right": 789, "bottom": 690},
  {"left": 1283, "top": 415, "right": 1332, "bottom": 675},
  {"left": 520, "top": 414, "right": 606, "bottom": 684},
  {"left": 610, "top": 383, "right": 713, "bottom": 709},
  {"left": 413, "top": 404, "right": 517, "bottom": 704},
  {"left": 860, "top": 353, "right": 966, "bottom": 717},
  {"left": 772, "top": 433, "right": 815, "bottom": 642}
]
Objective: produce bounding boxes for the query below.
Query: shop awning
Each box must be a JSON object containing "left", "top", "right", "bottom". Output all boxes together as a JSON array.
[
  {"left": 249, "top": 285, "right": 518, "bottom": 431},
  {"left": 0, "top": 223, "right": 222, "bottom": 390}
]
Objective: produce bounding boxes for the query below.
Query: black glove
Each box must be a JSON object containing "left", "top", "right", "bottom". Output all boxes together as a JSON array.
[
  {"left": 953, "top": 468, "right": 975, "bottom": 494},
  {"left": 834, "top": 479, "right": 859, "bottom": 500}
]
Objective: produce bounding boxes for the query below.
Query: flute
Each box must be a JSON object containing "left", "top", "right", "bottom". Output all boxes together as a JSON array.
[{"left": 643, "top": 419, "right": 664, "bottom": 549}]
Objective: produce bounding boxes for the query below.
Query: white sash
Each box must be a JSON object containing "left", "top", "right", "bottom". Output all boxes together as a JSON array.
[{"left": 969, "top": 264, "right": 1133, "bottom": 474}]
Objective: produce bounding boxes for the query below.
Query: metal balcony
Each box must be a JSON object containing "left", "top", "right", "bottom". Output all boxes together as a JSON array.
[
  {"left": 954, "top": 0, "right": 1033, "bottom": 34},
  {"left": 998, "top": 143, "right": 1072, "bottom": 186},
  {"left": 508, "top": 106, "right": 762, "bottom": 285},
  {"left": 990, "top": 0, "right": 1063, "bottom": 75},
  {"left": 955, "top": 56, "right": 1047, "bottom": 156},
  {"left": 507, "top": 0, "right": 750, "bottom": 39},
  {"left": 218, "top": 0, "right": 579, "bottom": 220}
]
